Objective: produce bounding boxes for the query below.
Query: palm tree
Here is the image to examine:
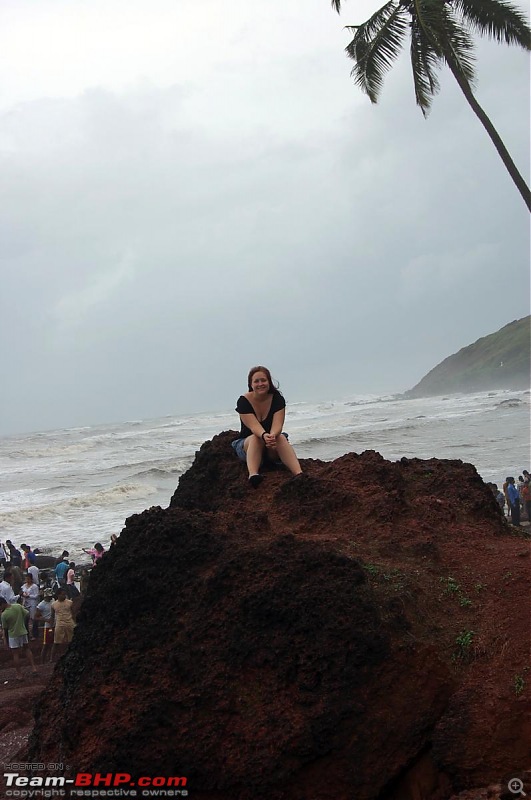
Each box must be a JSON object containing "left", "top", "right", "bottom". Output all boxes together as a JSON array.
[{"left": 331, "top": 0, "right": 531, "bottom": 210}]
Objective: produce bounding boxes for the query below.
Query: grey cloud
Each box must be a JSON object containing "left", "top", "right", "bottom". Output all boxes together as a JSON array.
[{"left": 0, "top": 33, "right": 529, "bottom": 434}]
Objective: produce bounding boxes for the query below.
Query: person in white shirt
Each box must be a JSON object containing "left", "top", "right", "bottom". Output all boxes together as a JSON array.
[
  {"left": 20, "top": 573, "right": 39, "bottom": 639},
  {"left": 0, "top": 570, "right": 19, "bottom": 604},
  {"left": 28, "top": 563, "right": 40, "bottom": 588}
]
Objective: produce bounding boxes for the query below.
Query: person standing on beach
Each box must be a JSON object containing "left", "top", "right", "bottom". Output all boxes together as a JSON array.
[
  {"left": 20, "top": 573, "right": 40, "bottom": 640},
  {"left": 79, "top": 567, "right": 90, "bottom": 595},
  {"left": 506, "top": 477, "right": 521, "bottom": 526},
  {"left": 0, "top": 570, "right": 19, "bottom": 604},
  {"left": 521, "top": 480, "right": 531, "bottom": 522},
  {"left": 28, "top": 561, "right": 40, "bottom": 588},
  {"left": 55, "top": 550, "right": 69, "bottom": 566},
  {"left": 488, "top": 483, "right": 505, "bottom": 514},
  {"left": 51, "top": 589, "right": 76, "bottom": 662},
  {"left": 0, "top": 597, "right": 38, "bottom": 679},
  {"left": 232, "top": 365, "right": 303, "bottom": 488},
  {"left": 20, "top": 544, "right": 36, "bottom": 571},
  {"left": 35, "top": 588, "right": 55, "bottom": 664},
  {"left": 10, "top": 565, "right": 24, "bottom": 596},
  {"left": 55, "top": 556, "right": 70, "bottom": 588},
  {"left": 5, "top": 541, "right": 22, "bottom": 567},
  {"left": 65, "top": 562, "right": 79, "bottom": 598},
  {"left": 502, "top": 478, "right": 511, "bottom": 518}
]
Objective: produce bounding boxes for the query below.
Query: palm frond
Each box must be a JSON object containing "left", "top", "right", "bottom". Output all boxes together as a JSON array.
[
  {"left": 413, "top": 0, "right": 476, "bottom": 84},
  {"left": 439, "top": 5, "right": 477, "bottom": 85},
  {"left": 410, "top": 16, "right": 442, "bottom": 115},
  {"left": 331, "top": 0, "right": 342, "bottom": 14},
  {"left": 345, "top": 1, "right": 409, "bottom": 103},
  {"left": 411, "top": 0, "right": 447, "bottom": 57},
  {"left": 453, "top": 0, "right": 531, "bottom": 49}
]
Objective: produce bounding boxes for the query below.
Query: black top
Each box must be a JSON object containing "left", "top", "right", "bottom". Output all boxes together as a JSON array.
[{"left": 236, "top": 393, "right": 286, "bottom": 438}]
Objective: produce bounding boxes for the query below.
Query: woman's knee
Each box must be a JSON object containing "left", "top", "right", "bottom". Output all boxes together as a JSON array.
[
  {"left": 276, "top": 435, "right": 293, "bottom": 454},
  {"left": 245, "top": 434, "right": 264, "bottom": 453}
]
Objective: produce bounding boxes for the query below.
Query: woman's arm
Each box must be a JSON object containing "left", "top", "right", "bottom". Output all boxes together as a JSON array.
[
  {"left": 238, "top": 413, "right": 267, "bottom": 439},
  {"left": 269, "top": 408, "right": 285, "bottom": 438}
]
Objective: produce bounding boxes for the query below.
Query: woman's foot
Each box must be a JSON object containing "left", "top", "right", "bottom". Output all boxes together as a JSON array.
[{"left": 249, "top": 474, "right": 263, "bottom": 489}]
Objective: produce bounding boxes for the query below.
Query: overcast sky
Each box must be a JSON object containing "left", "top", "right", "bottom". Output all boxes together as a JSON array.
[{"left": 1, "top": 0, "right": 529, "bottom": 435}]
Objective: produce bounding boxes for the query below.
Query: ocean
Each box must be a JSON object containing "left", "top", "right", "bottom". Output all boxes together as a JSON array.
[{"left": 0, "top": 388, "right": 529, "bottom": 560}]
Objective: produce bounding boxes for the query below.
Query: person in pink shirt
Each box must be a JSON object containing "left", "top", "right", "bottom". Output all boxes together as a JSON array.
[{"left": 82, "top": 542, "right": 105, "bottom": 565}]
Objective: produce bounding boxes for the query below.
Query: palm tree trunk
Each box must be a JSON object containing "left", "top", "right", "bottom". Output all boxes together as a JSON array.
[{"left": 445, "top": 52, "right": 531, "bottom": 212}]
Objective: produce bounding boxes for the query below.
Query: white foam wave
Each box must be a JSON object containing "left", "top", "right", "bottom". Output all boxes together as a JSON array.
[
  {"left": 131, "top": 462, "right": 191, "bottom": 480},
  {"left": 1, "top": 388, "right": 528, "bottom": 551},
  {"left": 6, "top": 440, "right": 100, "bottom": 459},
  {"left": 0, "top": 483, "right": 158, "bottom": 526}
]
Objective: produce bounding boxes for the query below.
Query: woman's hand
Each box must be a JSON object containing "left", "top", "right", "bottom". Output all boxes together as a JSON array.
[{"left": 262, "top": 432, "right": 276, "bottom": 448}]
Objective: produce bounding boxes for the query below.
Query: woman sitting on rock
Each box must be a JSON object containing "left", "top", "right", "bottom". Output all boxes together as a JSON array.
[{"left": 232, "top": 365, "right": 303, "bottom": 488}]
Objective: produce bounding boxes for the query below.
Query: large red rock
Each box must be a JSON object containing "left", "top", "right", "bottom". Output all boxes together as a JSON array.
[{"left": 25, "top": 432, "right": 530, "bottom": 799}]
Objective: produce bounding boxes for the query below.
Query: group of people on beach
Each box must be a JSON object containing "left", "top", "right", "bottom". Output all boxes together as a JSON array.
[
  {"left": 488, "top": 471, "right": 531, "bottom": 527},
  {"left": 0, "top": 540, "right": 108, "bottom": 679}
]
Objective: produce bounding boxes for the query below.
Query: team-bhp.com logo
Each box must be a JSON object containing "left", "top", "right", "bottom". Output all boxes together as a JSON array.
[{"left": 2, "top": 769, "right": 188, "bottom": 797}]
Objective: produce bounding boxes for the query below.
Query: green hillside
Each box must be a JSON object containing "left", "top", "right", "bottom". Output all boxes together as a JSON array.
[{"left": 405, "top": 316, "right": 530, "bottom": 397}]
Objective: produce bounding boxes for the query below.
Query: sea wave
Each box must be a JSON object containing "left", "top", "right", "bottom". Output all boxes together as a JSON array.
[
  {"left": 443, "top": 443, "right": 480, "bottom": 449},
  {"left": 101, "top": 456, "right": 192, "bottom": 477},
  {"left": 0, "top": 483, "right": 159, "bottom": 526},
  {"left": 1, "top": 388, "right": 527, "bottom": 552},
  {"left": 131, "top": 463, "right": 192, "bottom": 480},
  {"left": 5, "top": 439, "right": 101, "bottom": 459},
  {"left": 345, "top": 395, "right": 394, "bottom": 407},
  {"left": 296, "top": 422, "right": 420, "bottom": 450}
]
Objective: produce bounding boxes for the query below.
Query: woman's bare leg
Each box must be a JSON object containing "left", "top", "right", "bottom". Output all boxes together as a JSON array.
[
  {"left": 244, "top": 435, "right": 265, "bottom": 476},
  {"left": 270, "top": 436, "right": 302, "bottom": 476}
]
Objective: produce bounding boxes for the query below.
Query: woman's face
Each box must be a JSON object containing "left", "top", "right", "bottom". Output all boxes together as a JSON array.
[{"left": 250, "top": 371, "right": 270, "bottom": 395}]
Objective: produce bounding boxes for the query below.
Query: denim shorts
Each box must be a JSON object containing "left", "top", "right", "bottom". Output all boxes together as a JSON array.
[
  {"left": 231, "top": 433, "right": 288, "bottom": 462},
  {"left": 231, "top": 438, "right": 247, "bottom": 461}
]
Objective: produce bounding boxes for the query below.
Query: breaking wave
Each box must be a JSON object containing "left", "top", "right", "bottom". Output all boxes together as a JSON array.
[{"left": 0, "top": 483, "right": 159, "bottom": 526}]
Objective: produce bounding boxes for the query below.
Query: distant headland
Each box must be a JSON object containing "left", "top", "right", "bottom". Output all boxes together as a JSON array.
[{"left": 405, "top": 315, "right": 530, "bottom": 397}]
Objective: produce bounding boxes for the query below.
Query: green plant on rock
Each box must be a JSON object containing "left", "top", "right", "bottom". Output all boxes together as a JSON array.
[
  {"left": 441, "top": 576, "right": 472, "bottom": 608},
  {"left": 453, "top": 629, "right": 475, "bottom": 662},
  {"left": 383, "top": 569, "right": 405, "bottom": 590},
  {"left": 441, "top": 576, "right": 460, "bottom": 594}
]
